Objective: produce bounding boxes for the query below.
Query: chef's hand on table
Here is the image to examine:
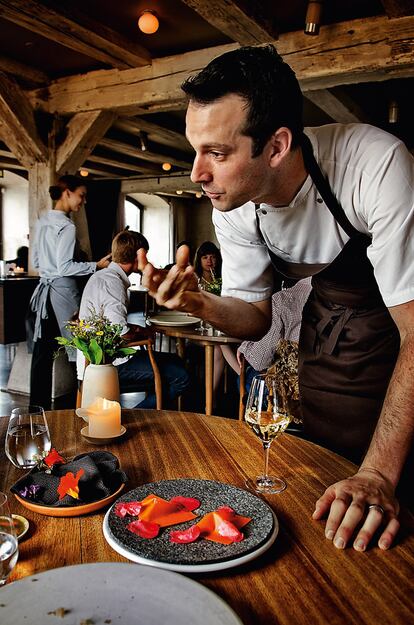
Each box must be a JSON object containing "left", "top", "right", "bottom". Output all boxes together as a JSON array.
[
  {"left": 313, "top": 467, "right": 400, "bottom": 551},
  {"left": 138, "top": 245, "right": 199, "bottom": 310}
]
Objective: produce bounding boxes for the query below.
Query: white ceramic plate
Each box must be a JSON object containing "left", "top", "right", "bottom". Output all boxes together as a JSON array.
[
  {"left": 103, "top": 478, "right": 278, "bottom": 573},
  {"left": 0, "top": 563, "right": 243, "bottom": 625},
  {"left": 148, "top": 311, "right": 201, "bottom": 327}
]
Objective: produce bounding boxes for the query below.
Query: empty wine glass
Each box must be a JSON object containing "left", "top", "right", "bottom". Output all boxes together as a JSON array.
[
  {"left": 0, "top": 492, "right": 18, "bottom": 586},
  {"left": 244, "top": 374, "right": 292, "bottom": 494},
  {"left": 5, "top": 405, "right": 51, "bottom": 469}
]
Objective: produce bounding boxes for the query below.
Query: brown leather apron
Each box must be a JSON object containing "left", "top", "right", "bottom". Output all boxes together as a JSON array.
[{"left": 257, "top": 134, "right": 400, "bottom": 464}]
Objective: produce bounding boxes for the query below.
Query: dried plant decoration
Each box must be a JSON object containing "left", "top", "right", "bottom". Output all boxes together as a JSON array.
[{"left": 265, "top": 339, "right": 302, "bottom": 424}]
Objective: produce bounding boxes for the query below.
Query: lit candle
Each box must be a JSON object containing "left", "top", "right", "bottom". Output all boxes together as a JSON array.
[{"left": 87, "top": 397, "right": 121, "bottom": 437}]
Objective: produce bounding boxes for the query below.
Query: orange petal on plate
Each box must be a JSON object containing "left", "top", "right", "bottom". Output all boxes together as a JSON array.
[
  {"left": 196, "top": 508, "right": 251, "bottom": 544},
  {"left": 138, "top": 494, "right": 197, "bottom": 527}
]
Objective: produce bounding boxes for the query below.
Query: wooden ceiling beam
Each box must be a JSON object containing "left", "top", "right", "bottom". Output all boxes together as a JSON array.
[
  {"left": 99, "top": 137, "right": 192, "bottom": 170},
  {"left": 29, "top": 15, "right": 414, "bottom": 116},
  {"left": 0, "top": 0, "right": 151, "bottom": 69},
  {"left": 305, "top": 88, "right": 372, "bottom": 124},
  {"left": 80, "top": 163, "right": 124, "bottom": 178},
  {"left": 380, "top": 0, "right": 414, "bottom": 18},
  {"left": 0, "top": 156, "right": 26, "bottom": 170},
  {"left": 181, "top": 0, "right": 278, "bottom": 45},
  {"left": 114, "top": 117, "right": 191, "bottom": 153},
  {"left": 56, "top": 110, "right": 116, "bottom": 175},
  {"left": 122, "top": 174, "right": 200, "bottom": 195},
  {"left": 0, "top": 71, "right": 47, "bottom": 168},
  {"left": 0, "top": 53, "right": 48, "bottom": 86},
  {"left": 87, "top": 152, "right": 162, "bottom": 176}
]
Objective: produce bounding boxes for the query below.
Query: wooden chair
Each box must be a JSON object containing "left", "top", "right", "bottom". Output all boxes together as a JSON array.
[
  {"left": 76, "top": 338, "right": 162, "bottom": 410},
  {"left": 238, "top": 353, "right": 246, "bottom": 420}
]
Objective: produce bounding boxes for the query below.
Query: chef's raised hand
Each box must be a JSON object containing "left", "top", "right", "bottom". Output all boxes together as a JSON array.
[
  {"left": 312, "top": 467, "right": 400, "bottom": 551},
  {"left": 138, "top": 245, "right": 199, "bottom": 310}
]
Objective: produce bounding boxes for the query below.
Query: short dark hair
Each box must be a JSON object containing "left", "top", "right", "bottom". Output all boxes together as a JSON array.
[
  {"left": 49, "top": 175, "right": 85, "bottom": 201},
  {"left": 112, "top": 230, "right": 149, "bottom": 264},
  {"left": 181, "top": 45, "right": 303, "bottom": 156},
  {"left": 193, "top": 241, "right": 222, "bottom": 279}
]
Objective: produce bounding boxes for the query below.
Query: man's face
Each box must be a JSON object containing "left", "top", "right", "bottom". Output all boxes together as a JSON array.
[{"left": 186, "top": 94, "right": 270, "bottom": 211}]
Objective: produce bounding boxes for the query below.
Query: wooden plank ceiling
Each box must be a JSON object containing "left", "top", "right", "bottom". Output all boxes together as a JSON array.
[{"left": 0, "top": 0, "right": 413, "bottom": 195}]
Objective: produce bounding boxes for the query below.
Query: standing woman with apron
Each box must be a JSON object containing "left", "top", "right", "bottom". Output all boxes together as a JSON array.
[{"left": 28, "top": 175, "right": 110, "bottom": 409}]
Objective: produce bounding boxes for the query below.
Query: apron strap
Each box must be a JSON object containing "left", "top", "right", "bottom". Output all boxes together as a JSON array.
[
  {"left": 315, "top": 307, "right": 354, "bottom": 355},
  {"left": 301, "top": 134, "right": 360, "bottom": 240}
]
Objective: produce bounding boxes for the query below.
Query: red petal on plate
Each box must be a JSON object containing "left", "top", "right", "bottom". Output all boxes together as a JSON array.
[
  {"left": 216, "top": 506, "right": 235, "bottom": 517},
  {"left": 114, "top": 501, "right": 143, "bottom": 518},
  {"left": 127, "top": 519, "right": 160, "bottom": 539},
  {"left": 170, "top": 496, "right": 200, "bottom": 511},
  {"left": 215, "top": 506, "right": 251, "bottom": 529},
  {"left": 215, "top": 519, "right": 244, "bottom": 543},
  {"left": 169, "top": 524, "right": 201, "bottom": 544}
]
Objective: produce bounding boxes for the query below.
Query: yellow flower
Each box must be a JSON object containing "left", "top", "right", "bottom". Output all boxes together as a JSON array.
[{"left": 96, "top": 331, "right": 104, "bottom": 336}]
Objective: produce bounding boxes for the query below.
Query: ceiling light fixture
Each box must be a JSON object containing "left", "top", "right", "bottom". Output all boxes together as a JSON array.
[
  {"left": 139, "top": 131, "right": 148, "bottom": 152},
  {"left": 304, "top": 1, "right": 323, "bottom": 35},
  {"left": 79, "top": 169, "right": 89, "bottom": 177},
  {"left": 162, "top": 162, "right": 172, "bottom": 171},
  {"left": 388, "top": 100, "right": 399, "bottom": 124},
  {"left": 138, "top": 10, "right": 159, "bottom": 34},
  {"left": 195, "top": 191, "right": 202, "bottom": 198},
  {"left": 176, "top": 190, "right": 183, "bottom": 195}
]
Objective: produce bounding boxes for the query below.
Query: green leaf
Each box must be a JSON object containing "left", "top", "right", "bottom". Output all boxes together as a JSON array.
[
  {"left": 89, "top": 338, "right": 103, "bottom": 364},
  {"left": 73, "top": 337, "right": 88, "bottom": 352},
  {"left": 55, "top": 336, "right": 70, "bottom": 346},
  {"left": 117, "top": 347, "right": 137, "bottom": 356}
]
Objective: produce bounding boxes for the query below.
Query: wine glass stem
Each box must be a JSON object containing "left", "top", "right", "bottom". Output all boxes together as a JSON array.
[{"left": 262, "top": 441, "right": 271, "bottom": 478}]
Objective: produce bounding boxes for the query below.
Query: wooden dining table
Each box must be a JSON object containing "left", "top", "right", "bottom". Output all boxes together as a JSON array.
[
  {"left": 1, "top": 408, "right": 414, "bottom": 625},
  {"left": 151, "top": 323, "right": 244, "bottom": 416}
]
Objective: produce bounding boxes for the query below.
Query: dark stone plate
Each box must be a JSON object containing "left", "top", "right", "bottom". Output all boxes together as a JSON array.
[{"left": 106, "top": 478, "right": 276, "bottom": 566}]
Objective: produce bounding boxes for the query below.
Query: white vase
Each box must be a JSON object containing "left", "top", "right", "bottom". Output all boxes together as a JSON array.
[{"left": 81, "top": 363, "right": 120, "bottom": 409}]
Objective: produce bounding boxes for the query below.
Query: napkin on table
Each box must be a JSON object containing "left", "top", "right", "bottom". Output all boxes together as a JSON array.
[{"left": 10, "top": 451, "right": 127, "bottom": 507}]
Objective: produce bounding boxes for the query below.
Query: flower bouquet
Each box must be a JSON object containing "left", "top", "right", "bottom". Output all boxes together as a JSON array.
[
  {"left": 55, "top": 307, "right": 136, "bottom": 365},
  {"left": 198, "top": 270, "right": 222, "bottom": 296}
]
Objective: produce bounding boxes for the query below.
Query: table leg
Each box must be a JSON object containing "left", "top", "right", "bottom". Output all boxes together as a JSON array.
[
  {"left": 176, "top": 337, "right": 185, "bottom": 360},
  {"left": 205, "top": 344, "right": 214, "bottom": 416}
]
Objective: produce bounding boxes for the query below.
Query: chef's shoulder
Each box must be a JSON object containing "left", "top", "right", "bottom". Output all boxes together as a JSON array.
[{"left": 212, "top": 201, "right": 258, "bottom": 235}]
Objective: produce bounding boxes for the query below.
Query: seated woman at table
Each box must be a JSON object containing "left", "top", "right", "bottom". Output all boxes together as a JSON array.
[
  {"left": 193, "top": 241, "right": 222, "bottom": 293},
  {"left": 28, "top": 175, "right": 111, "bottom": 409},
  {"left": 77, "top": 230, "right": 190, "bottom": 409},
  {"left": 193, "top": 241, "right": 234, "bottom": 396}
]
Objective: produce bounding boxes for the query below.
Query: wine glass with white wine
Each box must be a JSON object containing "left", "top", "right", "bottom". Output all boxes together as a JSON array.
[
  {"left": 244, "top": 373, "right": 292, "bottom": 494},
  {"left": 0, "top": 492, "right": 18, "bottom": 586}
]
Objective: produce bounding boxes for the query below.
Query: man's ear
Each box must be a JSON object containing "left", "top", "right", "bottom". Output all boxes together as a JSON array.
[{"left": 267, "top": 127, "right": 292, "bottom": 168}]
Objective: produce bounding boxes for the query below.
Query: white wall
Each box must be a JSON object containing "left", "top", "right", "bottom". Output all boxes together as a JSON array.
[
  {"left": 1, "top": 172, "right": 29, "bottom": 259},
  {"left": 126, "top": 193, "right": 172, "bottom": 269}
]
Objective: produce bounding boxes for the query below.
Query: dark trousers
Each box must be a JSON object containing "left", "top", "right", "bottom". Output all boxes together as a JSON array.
[
  {"left": 30, "top": 306, "right": 61, "bottom": 410},
  {"left": 117, "top": 351, "right": 190, "bottom": 409}
]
